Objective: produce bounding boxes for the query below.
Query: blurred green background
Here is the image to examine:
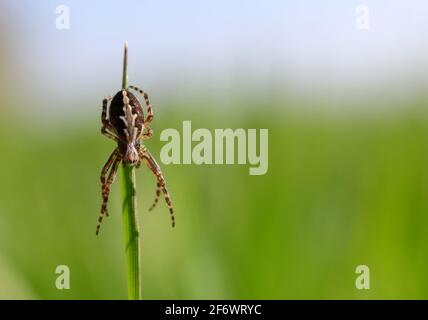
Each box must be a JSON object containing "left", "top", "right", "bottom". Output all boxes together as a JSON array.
[{"left": 1, "top": 1, "right": 428, "bottom": 299}]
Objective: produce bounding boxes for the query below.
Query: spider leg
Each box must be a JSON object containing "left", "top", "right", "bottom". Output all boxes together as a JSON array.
[
  {"left": 100, "top": 148, "right": 118, "bottom": 197},
  {"left": 101, "top": 96, "right": 119, "bottom": 142},
  {"left": 101, "top": 126, "right": 118, "bottom": 142},
  {"left": 134, "top": 124, "right": 152, "bottom": 143},
  {"left": 97, "top": 149, "right": 121, "bottom": 235},
  {"left": 99, "top": 149, "right": 117, "bottom": 219},
  {"left": 129, "top": 85, "right": 154, "bottom": 125},
  {"left": 141, "top": 127, "right": 153, "bottom": 140},
  {"left": 140, "top": 147, "right": 175, "bottom": 227},
  {"left": 148, "top": 182, "right": 161, "bottom": 211}
]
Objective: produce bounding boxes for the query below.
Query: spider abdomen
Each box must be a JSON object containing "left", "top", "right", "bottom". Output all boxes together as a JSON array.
[{"left": 109, "top": 90, "right": 145, "bottom": 143}]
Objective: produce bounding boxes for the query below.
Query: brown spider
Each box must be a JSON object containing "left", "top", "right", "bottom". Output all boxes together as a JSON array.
[{"left": 96, "top": 86, "right": 175, "bottom": 235}]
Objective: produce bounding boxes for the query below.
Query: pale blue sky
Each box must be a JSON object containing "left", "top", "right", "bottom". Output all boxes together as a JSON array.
[{"left": 2, "top": 0, "right": 428, "bottom": 114}]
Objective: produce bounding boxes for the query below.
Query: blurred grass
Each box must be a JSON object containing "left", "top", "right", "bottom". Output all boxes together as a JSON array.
[{"left": 1, "top": 97, "right": 428, "bottom": 299}]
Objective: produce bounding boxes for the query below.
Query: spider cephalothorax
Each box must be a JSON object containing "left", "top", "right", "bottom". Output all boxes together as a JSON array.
[{"left": 97, "top": 86, "right": 175, "bottom": 235}]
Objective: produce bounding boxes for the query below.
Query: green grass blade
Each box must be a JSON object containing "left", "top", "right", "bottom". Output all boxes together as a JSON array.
[{"left": 120, "top": 41, "right": 142, "bottom": 300}]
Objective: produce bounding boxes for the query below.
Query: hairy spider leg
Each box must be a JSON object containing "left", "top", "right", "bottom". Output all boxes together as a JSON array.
[
  {"left": 101, "top": 96, "right": 119, "bottom": 142},
  {"left": 129, "top": 85, "right": 154, "bottom": 124},
  {"left": 97, "top": 148, "right": 121, "bottom": 235},
  {"left": 141, "top": 127, "right": 153, "bottom": 140},
  {"left": 140, "top": 148, "right": 175, "bottom": 227},
  {"left": 148, "top": 182, "right": 161, "bottom": 211},
  {"left": 129, "top": 86, "right": 154, "bottom": 142},
  {"left": 98, "top": 149, "right": 117, "bottom": 219}
]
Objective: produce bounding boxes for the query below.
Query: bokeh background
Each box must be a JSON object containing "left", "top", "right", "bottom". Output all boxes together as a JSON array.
[{"left": 1, "top": 0, "right": 428, "bottom": 299}]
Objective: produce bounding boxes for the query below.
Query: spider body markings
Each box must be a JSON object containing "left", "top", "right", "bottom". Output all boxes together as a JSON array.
[{"left": 97, "top": 86, "right": 175, "bottom": 235}]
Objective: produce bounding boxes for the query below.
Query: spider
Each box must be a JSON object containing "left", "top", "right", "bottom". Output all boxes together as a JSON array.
[{"left": 96, "top": 86, "right": 175, "bottom": 235}]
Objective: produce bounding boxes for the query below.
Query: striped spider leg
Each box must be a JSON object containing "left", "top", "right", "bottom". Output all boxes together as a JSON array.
[
  {"left": 100, "top": 96, "right": 116, "bottom": 217},
  {"left": 141, "top": 128, "right": 161, "bottom": 212},
  {"left": 129, "top": 86, "right": 158, "bottom": 209},
  {"left": 101, "top": 96, "right": 119, "bottom": 216},
  {"left": 148, "top": 182, "right": 161, "bottom": 211},
  {"left": 140, "top": 146, "right": 175, "bottom": 227},
  {"left": 97, "top": 148, "right": 121, "bottom": 235},
  {"left": 129, "top": 85, "right": 154, "bottom": 125},
  {"left": 97, "top": 96, "right": 122, "bottom": 234},
  {"left": 101, "top": 96, "right": 118, "bottom": 143}
]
